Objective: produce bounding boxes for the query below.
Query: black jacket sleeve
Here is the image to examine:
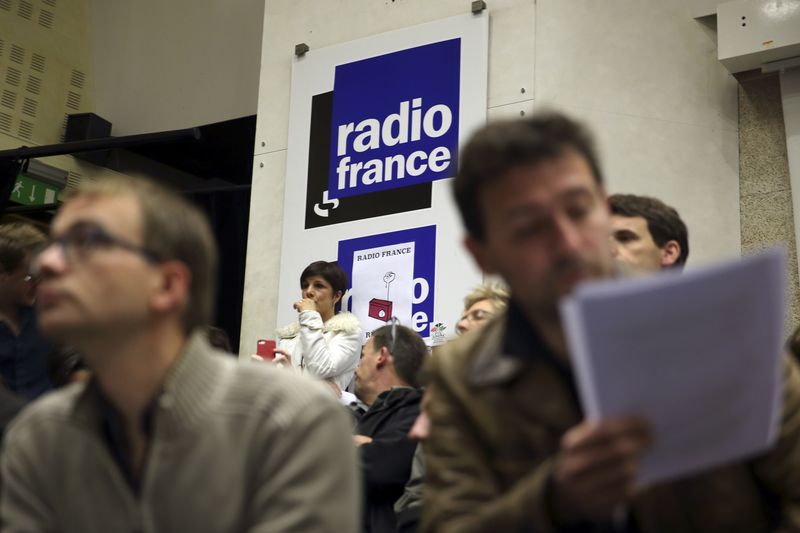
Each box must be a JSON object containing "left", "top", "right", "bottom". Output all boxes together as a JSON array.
[{"left": 359, "top": 403, "right": 420, "bottom": 494}]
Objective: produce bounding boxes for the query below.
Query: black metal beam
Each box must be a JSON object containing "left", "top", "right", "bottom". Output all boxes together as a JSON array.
[
  {"left": 0, "top": 127, "right": 201, "bottom": 161},
  {"left": 2, "top": 203, "right": 60, "bottom": 214},
  {"left": 184, "top": 184, "right": 252, "bottom": 195}
]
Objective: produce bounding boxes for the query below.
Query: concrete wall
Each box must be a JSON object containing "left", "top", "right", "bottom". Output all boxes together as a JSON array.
[
  {"left": 783, "top": 68, "right": 800, "bottom": 329},
  {"left": 738, "top": 71, "right": 798, "bottom": 329},
  {"left": 535, "top": 0, "right": 740, "bottom": 268}
]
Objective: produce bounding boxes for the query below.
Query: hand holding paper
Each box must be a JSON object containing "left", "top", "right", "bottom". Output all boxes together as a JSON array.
[
  {"left": 560, "top": 248, "right": 786, "bottom": 486},
  {"left": 551, "top": 416, "right": 653, "bottom": 523}
]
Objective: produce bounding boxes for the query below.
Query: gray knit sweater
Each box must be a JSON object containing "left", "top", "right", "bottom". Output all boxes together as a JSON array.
[{"left": 0, "top": 333, "right": 360, "bottom": 533}]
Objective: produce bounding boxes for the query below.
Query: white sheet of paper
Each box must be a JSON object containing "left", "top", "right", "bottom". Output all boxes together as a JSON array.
[
  {"left": 560, "top": 248, "right": 786, "bottom": 486},
  {"left": 351, "top": 241, "right": 415, "bottom": 341}
]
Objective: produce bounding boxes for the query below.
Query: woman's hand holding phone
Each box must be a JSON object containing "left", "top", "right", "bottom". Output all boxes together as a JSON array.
[
  {"left": 271, "top": 348, "right": 292, "bottom": 367},
  {"left": 256, "top": 339, "right": 276, "bottom": 360},
  {"left": 254, "top": 341, "right": 292, "bottom": 368}
]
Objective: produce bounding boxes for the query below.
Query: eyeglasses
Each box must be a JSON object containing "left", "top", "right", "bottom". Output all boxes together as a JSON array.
[
  {"left": 388, "top": 316, "right": 400, "bottom": 354},
  {"left": 29, "top": 222, "right": 160, "bottom": 281},
  {"left": 460, "top": 308, "right": 493, "bottom": 324},
  {"left": 456, "top": 308, "right": 494, "bottom": 335}
]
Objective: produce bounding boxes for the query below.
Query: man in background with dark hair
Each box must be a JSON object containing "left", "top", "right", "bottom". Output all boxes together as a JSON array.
[
  {"left": 609, "top": 193, "right": 689, "bottom": 272},
  {"left": 422, "top": 112, "right": 800, "bottom": 532},
  {"left": 0, "top": 221, "right": 52, "bottom": 399},
  {"left": 354, "top": 322, "right": 426, "bottom": 533},
  {"left": 1, "top": 176, "right": 359, "bottom": 532}
]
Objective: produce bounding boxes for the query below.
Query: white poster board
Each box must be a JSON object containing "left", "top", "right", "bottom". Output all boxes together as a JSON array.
[{"left": 277, "top": 13, "right": 488, "bottom": 344}]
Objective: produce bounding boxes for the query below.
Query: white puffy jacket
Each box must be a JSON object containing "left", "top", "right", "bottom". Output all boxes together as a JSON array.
[{"left": 276, "top": 311, "right": 363, "bottom": 391}]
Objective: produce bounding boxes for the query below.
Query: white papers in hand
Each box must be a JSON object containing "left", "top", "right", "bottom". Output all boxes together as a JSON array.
[{"left": 560, "top": 248, "right": 786, "bottom": 486}]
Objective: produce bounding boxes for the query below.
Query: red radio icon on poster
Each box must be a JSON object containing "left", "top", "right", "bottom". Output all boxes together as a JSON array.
[
  {"left": 368, "top": 299, "right": 393, "bottom": 321},
  {"left": 368, "top": 272, "right": 396, "bottom": 322}
]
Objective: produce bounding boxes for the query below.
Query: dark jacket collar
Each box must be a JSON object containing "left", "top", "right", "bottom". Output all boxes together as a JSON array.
[{"left": 370, "top": 386, "right": 422, "bottom": 411}]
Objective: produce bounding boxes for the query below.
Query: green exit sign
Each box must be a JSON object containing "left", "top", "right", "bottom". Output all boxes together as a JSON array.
[{"left": 12, "top": 174, "right": 60, "bottom": 206}]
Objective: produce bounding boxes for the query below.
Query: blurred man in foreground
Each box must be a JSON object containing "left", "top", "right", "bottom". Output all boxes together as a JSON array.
[
  {"left": 421, "top": 112, "right": 800, "bottom": 532},
  {"left": 1, "top": 177, "right": 359, "bottom": 532}
]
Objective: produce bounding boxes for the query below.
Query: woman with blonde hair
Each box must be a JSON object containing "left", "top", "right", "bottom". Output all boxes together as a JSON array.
[{"left": 455, "top": 281, "right": 510, "bottom": 335}]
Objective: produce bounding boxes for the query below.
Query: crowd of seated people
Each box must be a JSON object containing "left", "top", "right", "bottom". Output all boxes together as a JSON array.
[{"left": 2, "top": 110, "right": 799, "bottom": 533}]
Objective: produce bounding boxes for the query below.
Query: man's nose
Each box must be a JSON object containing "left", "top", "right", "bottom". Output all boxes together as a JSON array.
[
  {"left": 32, "top": 244, "right": 67, "bottom": 279},
  {"left": 552, "top": 215, "right": 582, "bottom": 254}
]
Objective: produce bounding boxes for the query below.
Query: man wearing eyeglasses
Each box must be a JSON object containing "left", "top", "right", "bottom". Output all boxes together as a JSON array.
[
  {"left": 0, "top": 222, "right": 52, "bottom": 400},
  {"left": 0, "top": 177, "right": 360, "bottom": 532},
  {"left": 353, "top": 322, "right": 426, "bottom": 533}
]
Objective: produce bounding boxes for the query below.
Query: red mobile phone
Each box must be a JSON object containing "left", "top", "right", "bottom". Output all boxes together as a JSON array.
[{"left": 256, "top": 339, "right": 276, "bottom": 361}]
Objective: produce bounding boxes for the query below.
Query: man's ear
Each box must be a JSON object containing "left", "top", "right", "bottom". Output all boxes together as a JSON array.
[
  {"left": 464, "top": 236, "right": 496, "bottom": 275},
  {"left": 376, "top": 345, "right": 392, "bottom": 369},
  {"left": 660, "top": 240, "right": 681, "bottom": 268},
  {"left": 150, "top": 260, "right": 192, "bottom": 315}
]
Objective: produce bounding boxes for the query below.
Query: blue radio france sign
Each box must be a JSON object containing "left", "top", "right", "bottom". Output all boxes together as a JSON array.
[
  {"left": 338, "top": 225, "right": 436, "bottom": 338},
  {"left": 328, "top": 39, "right": 461, "bottom": 199}
]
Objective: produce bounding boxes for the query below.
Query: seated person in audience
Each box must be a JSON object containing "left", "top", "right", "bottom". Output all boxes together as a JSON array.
[
  {"left": 353, "top": 322, "right": 426, "bottom": 533},
  {"left": 1, "top": 176, "right": 359, "bottom": 532},
  {"left": 395, "top": 283, "right": 509, "bottom": 532},
  {"left": 0, "top": 221, "right": 53, "bottom": 399},
  {"left": 609, "top": 193, "right": 688, "bottom": 273},
  {"left": 422, "top": 112, "right": 800, "bottom": 532},
  {"left": 455, "top": 281, "right": 510, "bottom": 335},
  {"left": 260, "top": 260, "right": 362, "bottom": 392},
  {"left": 0, "top": 383, "right": 23, "bottom": 437}
]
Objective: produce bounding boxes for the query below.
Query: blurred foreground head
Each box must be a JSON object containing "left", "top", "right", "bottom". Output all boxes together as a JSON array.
[
  {"left": 32, "top": 176, "right": 218, "bottom": 347},
  {"left": 454, "top": 111, "right": 613, "bottom": 319}
]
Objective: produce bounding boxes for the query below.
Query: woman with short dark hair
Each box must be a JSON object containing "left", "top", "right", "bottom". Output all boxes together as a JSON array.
[{"left": 273, "top": 261, "right": 362, "bottom": 391}]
